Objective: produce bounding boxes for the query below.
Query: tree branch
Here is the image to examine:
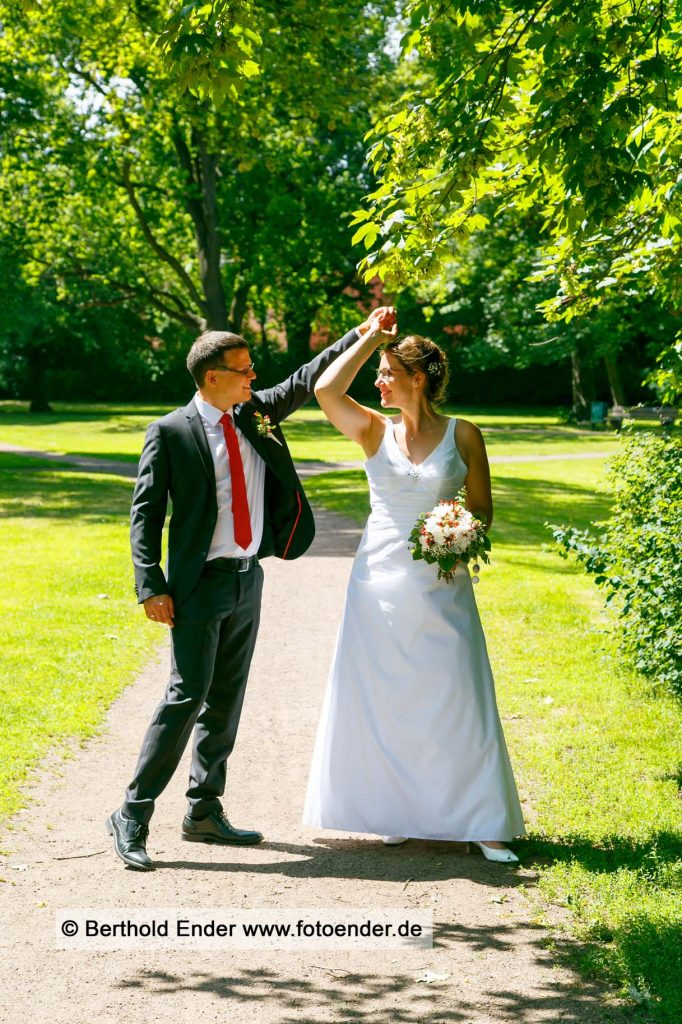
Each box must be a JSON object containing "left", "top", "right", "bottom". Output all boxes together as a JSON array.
[
  {"left": 120, "top": 158, "right": 205, "bottom": 312},
  {"left": 30, "top": 253, "right": 203, "bottom": 329}
]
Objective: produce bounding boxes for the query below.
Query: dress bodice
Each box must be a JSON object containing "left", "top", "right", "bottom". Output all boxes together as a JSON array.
[{"left": 365, "top": 417, "right": 468, "bottom": 531}]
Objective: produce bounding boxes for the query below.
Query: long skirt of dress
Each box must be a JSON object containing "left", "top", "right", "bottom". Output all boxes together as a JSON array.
[{"left": 303, "top": 419, "right": 525, "bottom": 842}]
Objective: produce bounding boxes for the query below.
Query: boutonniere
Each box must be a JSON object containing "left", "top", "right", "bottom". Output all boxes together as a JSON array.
[{"left": 254, "top": 411, "right": 283, "bottom": 445}]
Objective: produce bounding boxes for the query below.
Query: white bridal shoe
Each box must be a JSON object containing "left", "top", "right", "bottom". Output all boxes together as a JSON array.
[
  {"left": 470, "top": 841, "right": 518, "bottom": 863},
  {"left": 382, "top": 836, "right": 408, "bottom": 845}
]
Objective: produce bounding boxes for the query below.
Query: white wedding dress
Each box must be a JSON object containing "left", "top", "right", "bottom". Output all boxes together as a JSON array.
[{"left": 303, "top": 417, "right": 526, "bottom": 841}]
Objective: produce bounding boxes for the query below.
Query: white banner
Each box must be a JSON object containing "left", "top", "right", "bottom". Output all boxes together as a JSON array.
[{"left": 55, "top": 907, "right": 433, "bottom": 950}]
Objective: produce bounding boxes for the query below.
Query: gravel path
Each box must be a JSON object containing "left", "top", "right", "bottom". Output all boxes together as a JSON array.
[{"left": 0, "top": 505, "right": 624, "bottom": 1024}]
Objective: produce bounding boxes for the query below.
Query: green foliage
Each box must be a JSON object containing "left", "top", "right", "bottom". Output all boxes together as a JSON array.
[
  {"left": 158, "top": 0, "right": 262, "bottom": 106},
  {"left": 353, "top": 1, "right": 682, "bottom": 378},
  {"left": 401, "top": 205, "right": 678, "bottom": 411},
  {"left": 648, "top": 337, "right": 682, "bottom": 404},
  {"left": 551, "top": 430, "right": 682, "bottom": 696},
  {"left": 0, "top": 0, "right": 398, "bottom": 401}
]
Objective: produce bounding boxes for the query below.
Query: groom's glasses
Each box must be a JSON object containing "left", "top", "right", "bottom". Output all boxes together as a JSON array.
[{"left": 214, "top": 362, "right": 256, "bottom": 376}]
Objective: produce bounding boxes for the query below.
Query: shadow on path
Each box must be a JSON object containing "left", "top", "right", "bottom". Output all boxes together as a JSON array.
[{"left": 113, "top": 949, "right": 622, "bottom": 1024}]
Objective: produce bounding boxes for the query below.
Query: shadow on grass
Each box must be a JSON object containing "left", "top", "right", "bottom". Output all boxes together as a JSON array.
[
  {"left": 0, "top": 455, "right": 133, "bottom": 519},
  {"left": 523, "top": 830, "right": 682, "bottom": 1023},
  {"left": 492, "top": 476, "right": 612, "bottom": 547},
  {"left": 523, "top": 829, "right": 682, "bottom": 877}
]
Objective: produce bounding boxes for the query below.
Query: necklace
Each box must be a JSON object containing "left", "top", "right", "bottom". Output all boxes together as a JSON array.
[{"left": 407, "top": 421, "right": 437, "bottom": 442}]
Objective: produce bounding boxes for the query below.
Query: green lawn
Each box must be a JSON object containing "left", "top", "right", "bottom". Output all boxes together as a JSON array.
[
  {"left": 0, "top": 454, "right": 159, "bottom": 822},
  {"left": 306, "top": 456, "right": 682, "bottom": 1023},
  {"left": 0, "top": 400, "right": 625, "bottom": 464},
  {"left": 0, "top": 403, "right": 679, "bottom": 1019}
]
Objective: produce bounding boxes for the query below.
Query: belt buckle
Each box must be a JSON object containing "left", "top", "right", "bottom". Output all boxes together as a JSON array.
[{"left": 237, "top": 557, "right": 249, "bottom": 573}]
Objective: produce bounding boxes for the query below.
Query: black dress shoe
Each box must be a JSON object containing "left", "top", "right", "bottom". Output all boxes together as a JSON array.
[
  {"left": 181, "top": 810, "right": 263, "bottom": 845},
  {"left": 106, "top": 808, "right": 155, "bottom": 871}
]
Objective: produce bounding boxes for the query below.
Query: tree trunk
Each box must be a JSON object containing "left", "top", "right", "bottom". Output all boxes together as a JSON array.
[
  {"left": 603, "top": 353, "right": 626, "bottom": 407},
  {"left": 26, "top": 341, "right": 53, "bottom": 413},
  {"left": 570, "top": 345, "right": 594, "bottom": 421},
  {"left": 284, "top": 308, "right": 313, "bottom": 369},
  {"left": 229, "top": 281, "right": 251, "bottom": 334},
  {"left": 255, "top": 301, "right": 274, "bottom": 374},
  {"left": 195, "top": 133, "right": 228, "bottom": 329},
  {"left": 201, "top": 264, "right": 229, "bottom": 330},
  {"left": 172, "top": 125, "right": 229, "bottom": 330}
]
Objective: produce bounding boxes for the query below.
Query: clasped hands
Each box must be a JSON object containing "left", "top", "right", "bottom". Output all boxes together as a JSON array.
[{"left": 359, "top": 305, "right": 398, "bottom": 341}]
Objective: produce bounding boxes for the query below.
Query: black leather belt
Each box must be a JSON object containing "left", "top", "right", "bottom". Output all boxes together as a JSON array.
[{"left": 206, "top": 556, "right": 259, "bottom": 573}]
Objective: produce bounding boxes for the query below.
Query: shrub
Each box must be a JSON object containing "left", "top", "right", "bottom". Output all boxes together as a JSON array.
[{"left": 550, "top": 430, "right": 682, "bottom": 698}]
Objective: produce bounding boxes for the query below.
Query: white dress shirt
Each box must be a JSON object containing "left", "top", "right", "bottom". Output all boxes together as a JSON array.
[{"left": 194, "top": 394, "right": 266, "bottom": 558}]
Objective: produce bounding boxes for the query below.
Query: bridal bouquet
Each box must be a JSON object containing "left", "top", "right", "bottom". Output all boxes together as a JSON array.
[{"left": 409, "top": 492, "right": 491, "bottom": 583}]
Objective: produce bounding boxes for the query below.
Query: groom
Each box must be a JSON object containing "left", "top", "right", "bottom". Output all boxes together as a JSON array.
[{"left": 107, "top": 312, "right": 387, "bottom": 870}]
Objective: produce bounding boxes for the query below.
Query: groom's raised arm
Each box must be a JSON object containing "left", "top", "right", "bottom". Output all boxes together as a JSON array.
[
  {"left": 130, "top": 422, "right": 170, "bottom": 603},
  {"left": 253, "top": 326, "right": 362, "bottom": 424}
]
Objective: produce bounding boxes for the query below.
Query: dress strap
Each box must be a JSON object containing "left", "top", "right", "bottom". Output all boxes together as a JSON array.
[{"left": 364, "top": 416, "right": 393, "bottom": 464}]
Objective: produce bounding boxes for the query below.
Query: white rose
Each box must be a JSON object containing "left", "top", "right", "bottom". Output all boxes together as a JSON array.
[{"left": 430, "top": 525, "right": 445, "bottom": 546}]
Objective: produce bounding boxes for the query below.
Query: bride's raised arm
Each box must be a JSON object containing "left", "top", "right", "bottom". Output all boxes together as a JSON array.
[{"left": 314, "top": 307, "right": 397, "bottom": 459}]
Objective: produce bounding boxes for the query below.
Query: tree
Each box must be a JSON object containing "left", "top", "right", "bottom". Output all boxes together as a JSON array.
[
  {"left": 352, "top": 0, "right": 682, "bottom": 397},
  {"left": 1, "top": 0, "right": 396, "bottom": 391},
  {"left": 410, "top": 204, "right": 678, "bottom": 414}
]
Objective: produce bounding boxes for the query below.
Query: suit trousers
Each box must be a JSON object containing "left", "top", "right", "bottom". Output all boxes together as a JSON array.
[{"left": 122, "top": 560, "right": 264, "bottom": 824}]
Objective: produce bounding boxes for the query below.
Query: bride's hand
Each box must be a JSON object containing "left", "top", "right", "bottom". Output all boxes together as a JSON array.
[
  {"left": 359, "top": 306, "right": 397, "bottom": 338},
  {"left": 378, "top": 318, "right": 398, "bottom": 340}
]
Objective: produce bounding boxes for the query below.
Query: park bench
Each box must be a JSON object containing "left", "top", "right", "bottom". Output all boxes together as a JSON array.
[{"left": 607, "top": 404, "right": 679, "bottom": 433}]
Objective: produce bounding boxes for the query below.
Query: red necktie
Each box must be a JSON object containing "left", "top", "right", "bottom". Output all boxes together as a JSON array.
[{"left": 219, "top": 412, "right": 253, "bottom": 550}]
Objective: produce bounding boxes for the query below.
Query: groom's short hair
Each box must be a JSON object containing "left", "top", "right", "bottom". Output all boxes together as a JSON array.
[{"left": 187, "top": 331, "right": 249, "bottom": 386}]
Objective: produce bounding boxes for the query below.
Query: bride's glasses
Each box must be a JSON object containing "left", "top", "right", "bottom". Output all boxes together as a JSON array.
[{"left": 375, "top": 368, "right": 407, "bottom": 382}]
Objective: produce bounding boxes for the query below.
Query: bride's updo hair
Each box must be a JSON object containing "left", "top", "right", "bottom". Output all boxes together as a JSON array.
[{"left": 384, "top": 335, "right": 449, "bottom": 405}]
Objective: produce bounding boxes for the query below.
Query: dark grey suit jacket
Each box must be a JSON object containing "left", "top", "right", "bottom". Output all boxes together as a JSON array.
[{"left": 130, "top": 328, "right": 359, "bottom": 607}]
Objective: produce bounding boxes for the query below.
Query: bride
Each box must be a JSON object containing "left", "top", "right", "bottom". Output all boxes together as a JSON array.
[{"left": 303, "top": 307, "right": 525, "bottom": 862}]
